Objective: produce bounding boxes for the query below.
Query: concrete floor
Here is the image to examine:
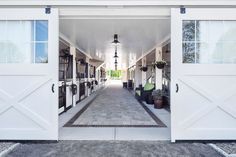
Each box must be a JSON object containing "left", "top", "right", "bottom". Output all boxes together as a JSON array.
[{"left": 6, "top": 141, "right": 223, "bottom": 157}]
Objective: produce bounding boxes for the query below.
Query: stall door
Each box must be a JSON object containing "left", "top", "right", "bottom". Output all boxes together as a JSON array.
[
  {"left": 171, "top": 8, "right": 236, "bottom": 142},
  {"left": 0, "top": 9, "right": 58, "bottom": 140}
]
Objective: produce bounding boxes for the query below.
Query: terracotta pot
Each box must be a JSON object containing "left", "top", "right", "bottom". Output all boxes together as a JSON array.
[{"left": 154, "top": 99, "right": 163, "bottom": 109}]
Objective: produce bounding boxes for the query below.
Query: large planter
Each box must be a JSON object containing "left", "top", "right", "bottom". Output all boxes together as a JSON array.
[
  {"left": 154, "top": 98, "right": 164, "bottom": 109},
  {"left": 153, "top": 93, "right": 164, "bottom": 109},
  {"left": 146, "top": 94, "right": 154, "bottom": 104}
]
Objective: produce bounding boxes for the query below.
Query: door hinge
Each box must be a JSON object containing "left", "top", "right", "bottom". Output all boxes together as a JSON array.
[
  {"left": 180, "top": 6, "right": 186, "bottom": 14},
  {"left": 45, "top": 6, "right": 51, "bottom": 14}
]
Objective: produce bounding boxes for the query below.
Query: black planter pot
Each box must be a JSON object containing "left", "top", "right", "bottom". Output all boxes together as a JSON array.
[
  {"left": 87, "top": 82, "right": 91, "bottom": 88},
  {"left": 140, "top": 66, "right": 148, "bottom": 72},
  {"left": 155, "top": 63, "right": 165, "bottom": 69},
  {"left": 80, "top": 59, "right": 85, "bottom": 65}
]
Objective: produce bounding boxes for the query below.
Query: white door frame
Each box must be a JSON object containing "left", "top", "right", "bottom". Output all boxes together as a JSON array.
[{"left": 0, "top": 8, "right": 59, "bottom": 140}]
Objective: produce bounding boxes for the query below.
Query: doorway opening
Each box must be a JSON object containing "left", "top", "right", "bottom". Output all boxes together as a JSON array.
[{"left": 57, "top": 15, "right": 172, "bottom": 140}]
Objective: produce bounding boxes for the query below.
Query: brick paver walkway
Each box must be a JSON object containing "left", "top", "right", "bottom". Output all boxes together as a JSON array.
[{"left": 70, "top": 82, "right": 161, "bottom": 126}]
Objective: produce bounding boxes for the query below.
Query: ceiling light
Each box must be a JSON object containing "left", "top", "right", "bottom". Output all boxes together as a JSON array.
[
  {"left": 114, "top": 47, "right": 119, "bottom": 58},
  {"left": 112, "top": 34, "right": 120, "bottom": 45},
  {"left": 112, "top": 34, "right": 120, "bottom": 70}
]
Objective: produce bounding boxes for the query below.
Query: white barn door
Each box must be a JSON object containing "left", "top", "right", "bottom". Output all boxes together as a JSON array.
[
  {"left": 0, "top": 9, "right": 58, "bottom": 140},
  {"left": 171, "top": 8, "right": 236, "bottom": 141}
]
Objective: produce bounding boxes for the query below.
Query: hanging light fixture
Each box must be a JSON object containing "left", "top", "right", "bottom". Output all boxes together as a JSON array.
[
  {"left": 114, "top": 59, "right": 118, "bottom": 64},
  {"left": 114, "top": 58, "right": 118, "bottom": 70},
  {"left": 112, "top": 34, "right": 120, "bottom": 45},
  {"left": 112, "top": 34, "right": 120, "bottom": 70},
  {"left": 114, "top": 45, "right": 119, "bottom": 58}
]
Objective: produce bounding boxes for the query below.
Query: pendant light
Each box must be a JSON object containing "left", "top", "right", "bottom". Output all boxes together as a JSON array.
[
  {"left": 114, "top": 45, "right": 119, "bottom": 58},
  {"left": 112, "top": 34, "right": 120, "bottom": 45},
  {"left": 114, "top": 58, "right": 118, "bottom": 70},
  {"left": 112, "top": 34, "right": 120, "bottom": 70}
]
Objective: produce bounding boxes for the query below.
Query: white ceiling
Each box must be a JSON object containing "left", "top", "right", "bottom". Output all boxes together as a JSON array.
[{"left": 59, "top": 19, "right": 170, "bottom": 69}]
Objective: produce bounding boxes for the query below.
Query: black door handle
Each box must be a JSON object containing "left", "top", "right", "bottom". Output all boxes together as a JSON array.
[
  {"left": 176, "top": 83, "right": 179, "bottom": 93},
  {"left": 52, "top": 84, "right": 55, "bottom": 93}
]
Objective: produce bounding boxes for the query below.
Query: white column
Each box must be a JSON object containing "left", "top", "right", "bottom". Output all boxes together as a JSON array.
[
  {"left": 95, "top": 68, "right": 99, "bottom": 90},
  {"left": 86, "top": 57, "right": 90, "bottom": 96},
  {"left": 70, "top": 46, "right": 77, "bottom": 107},
  {"left": 127, "top": 69, "right": 130, "bottom": 80},
  {"left": 128, "top": 69, "right": 131, "bottom": 80},
  {"left": 134, "top": 63, "right": 140, "bottom": 88},
  {"left": 155, "top": 47, "right": 163, "bottom": 90},
  {"left": 142, "top": 56, "right": 147, "bottom": 85}
]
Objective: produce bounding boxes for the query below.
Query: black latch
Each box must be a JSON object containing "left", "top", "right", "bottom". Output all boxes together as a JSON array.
[
  {"left": 45, "top": 6, "right": 51, "bottom": 14},
  {"left": 180, "top": 6, "right": 186, "bottom": 14}
]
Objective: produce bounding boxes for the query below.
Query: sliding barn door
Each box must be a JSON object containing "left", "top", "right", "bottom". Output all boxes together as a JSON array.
[
  {"left": 0, "top": 8, "right": 58, "bottom": 140},
  {"left": 171, "top": 8, "right": 236, "bottom": 142}
]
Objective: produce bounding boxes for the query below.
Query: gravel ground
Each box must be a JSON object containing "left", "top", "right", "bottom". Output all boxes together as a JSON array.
[
  {"left": 0, "top": 142, "right": 15, "bottom": 153},
  {"left": 214, "top": 142, "right": 236, "bottom": 155},
  {"left": 6, "top": 141, "right": 223, "bottom": 157}
]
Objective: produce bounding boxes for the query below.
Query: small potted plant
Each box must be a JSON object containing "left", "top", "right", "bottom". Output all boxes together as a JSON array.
[
  {"left": 140, "top": 66, "right": 148, "bottom": 72},
  {"left": 87, "top": 82, "right": 91, "bottom": 88},
  {"left": 78, "top": 59, "right": 86, "bottom": 65},
  {"left": 155, "top": 60, "right": 166, "bottom": 69},
  {"left": 152, "top": 89, "right": 165, "bottom": 109}
]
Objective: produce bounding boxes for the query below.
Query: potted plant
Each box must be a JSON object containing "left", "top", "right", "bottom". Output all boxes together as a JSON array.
[
  {"left": 87, "top": 82, "right": 91, "bottom": 88},
  {"left": 155, "top": 60, "right": 166, "bottom": 69},
  {"left": 152, "top": 89, "right": 165, "bottom": 109},
  {"left": 77, "top": 58, "right": 86, "bottom": 65},
  {"left": 140, "top": 66, "right": 148, "bottom": 72}
]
